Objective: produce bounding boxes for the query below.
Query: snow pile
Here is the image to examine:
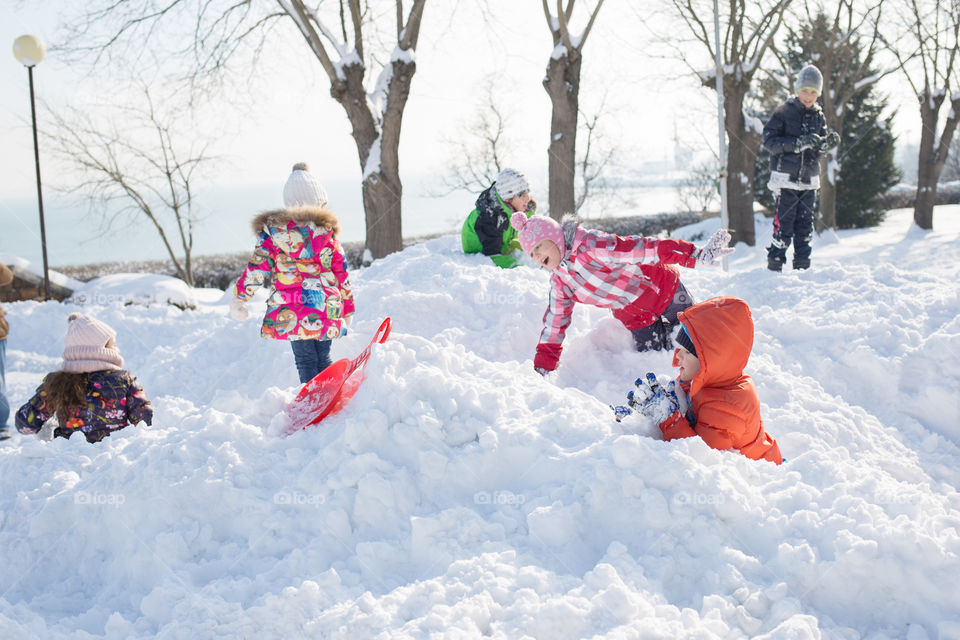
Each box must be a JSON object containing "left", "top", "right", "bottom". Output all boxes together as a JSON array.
[
  {"left": 68, "top": 273, "right": 203, "bottom": 310},
  {"left": 1, "top": 208, "right": 959, "bottom": 639}
]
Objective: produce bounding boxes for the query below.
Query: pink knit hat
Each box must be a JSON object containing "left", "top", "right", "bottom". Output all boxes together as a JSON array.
[
  {"left": 511, "top": 212, "right": 565, "bottom": 254},
  {"left": 61, "top": 313, "right": 124, "bottom": 373}
]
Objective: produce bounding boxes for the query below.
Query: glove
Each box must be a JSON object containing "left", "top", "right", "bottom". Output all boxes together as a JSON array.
[
  {"left": 611, "top": 404, "right": 633, "bottom": 423},
  {"left": 525, "top": 198, "right": 537, "bottom": 213},
  {"left": 696, "top": 228, "right": 735, "bottom": 267},
  {"left": 229, "top": 297, "right": 249, "bottom": 321},
  {"left": 627, "top": 373, "right": 680, "bottom": 424},
  {"left": 535, "top": 367, "right": 549, "bottom": 376},
  {"left": 507, "top": 238, "right": 523, "bottom": 252},
  {"left": 819, "top": 131, "right": 840, "bottom": 152},
  {"left": 795, "top": 134, "right": 822, "bottom": 152}
]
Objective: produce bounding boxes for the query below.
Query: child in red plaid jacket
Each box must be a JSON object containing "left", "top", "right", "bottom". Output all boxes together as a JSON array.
[{"left": 510, "top": 213, "right": 733, "bottom": 374}]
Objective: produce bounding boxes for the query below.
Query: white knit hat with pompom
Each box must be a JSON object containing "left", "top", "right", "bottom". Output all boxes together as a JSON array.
[
  {"left": 283, "top": 162, "right": 328, "bottom": 208},
  {"left": 494, "top": 168, "right": 530, "bottom": 201}
]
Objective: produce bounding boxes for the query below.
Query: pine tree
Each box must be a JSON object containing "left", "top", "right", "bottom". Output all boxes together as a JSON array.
[{"left": 835, "top": 89, "right": 901, "bottom": 229}]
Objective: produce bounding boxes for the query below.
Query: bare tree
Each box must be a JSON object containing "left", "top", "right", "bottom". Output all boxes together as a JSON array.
[
  {"left": 541, "top": 0, "right": 606, "bottom": 220},
  {"left": 888, "top": 0, "right": 960, "bottom": 229},
  {"left": 669, "top": 0, "right": 792, "bottom": 246},
  {"left": 437, "top": 80, "right": 515, "bottom": 196},
  {"left": 437, "top": 78, "right": 619, "bottom": 217},
  {"left": 573, "top": 105, "right": 617, "bottom": 215},
  {"left": 676, "top": 159, "right": 721, "bottom": 213},
  {"left": 43, "top": 87, "right": 212, "bottom": 286},
  {"left": 64, "top": 0, "right": 427, "bottom": 260},
  {"left": 943, "top": 135, "right": 960, "bottom": 183},
  {"left": 772, "top": 1, "right": 897, "bottom": 232}
]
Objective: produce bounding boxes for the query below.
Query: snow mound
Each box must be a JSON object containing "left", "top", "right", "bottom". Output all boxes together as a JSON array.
[
  {"left": 1, "top": 208, "right": 959, "bottom": 638},
  {"left": 68, "top": 273, "right": 199, "bottom": 309}
]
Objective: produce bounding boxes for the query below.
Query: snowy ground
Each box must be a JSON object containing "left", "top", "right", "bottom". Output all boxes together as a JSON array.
[{"left": 1, "top": 207, "right": 959, "bottom": 639}]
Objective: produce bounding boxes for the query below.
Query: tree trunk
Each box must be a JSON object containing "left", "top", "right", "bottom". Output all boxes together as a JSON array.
[
  {"left": 915, "top": 101, "right": 951, "bottom": 232},
  {"left": 817, "top": 169, "right": 837, "bottom": 233},
  {"left": 915, "top": 95, "right": 942, "bottom": 230},
  {"left": 335, "top": 59, "right": 414, "bottom": 259},
  {"left": 914, "top": 92, "right": 960, "bottom": 230},
  {"left": 183, "top": 252, "right": 194, "bottom": 287},
  {"left": 724, "top": 84, "right": 760, "bottom": 246},
  {"left": 369, "top": 57, "right": 416, "bottom": 258},
  {"left": 543, "top": 52, "right": 582, "bottom": 221},
  {"left": 818, "top": 64, "right": 840, "bottom": 233},
  {"left": 361, "top": 172, "right": 403, "bottom": 258}
]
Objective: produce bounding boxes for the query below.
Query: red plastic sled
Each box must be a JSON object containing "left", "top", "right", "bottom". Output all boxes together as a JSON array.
[{"left": 286, "top": 318, "right": 392, "bottom": 432}]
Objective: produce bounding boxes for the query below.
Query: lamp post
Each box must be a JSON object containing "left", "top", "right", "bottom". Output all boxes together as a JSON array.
[
  {"left": 12, "top": 34, "right": 50, "bottom": 300},
  {"left": 713, "top": 0, "right": 729, "bottom": 272}
]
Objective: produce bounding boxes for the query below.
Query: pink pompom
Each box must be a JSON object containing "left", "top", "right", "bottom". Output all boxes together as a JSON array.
[{"left": 510, "top": 211, "right": 528, "bottom": 231}]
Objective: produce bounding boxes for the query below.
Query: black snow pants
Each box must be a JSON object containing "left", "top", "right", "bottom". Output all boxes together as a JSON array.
[{"left": 767, "top": 188, "right": 815, "bottom": 270}]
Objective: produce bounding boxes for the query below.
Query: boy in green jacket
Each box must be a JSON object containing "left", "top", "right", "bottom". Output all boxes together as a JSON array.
[{"left": 461, "top": 168, "right": 536, "bottom": 268}]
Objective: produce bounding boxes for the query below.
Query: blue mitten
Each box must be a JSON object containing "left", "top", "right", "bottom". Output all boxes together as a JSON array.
[
  {"left": 628, "top": 373, "right": 680, "bottom": 424},
  {"left": 610, "top": 404, "right": 633, "bottom": 423}
]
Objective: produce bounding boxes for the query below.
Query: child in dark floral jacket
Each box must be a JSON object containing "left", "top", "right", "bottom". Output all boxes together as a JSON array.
[{"left": 16, "top": 313, "right": 153, "bottom": 443}]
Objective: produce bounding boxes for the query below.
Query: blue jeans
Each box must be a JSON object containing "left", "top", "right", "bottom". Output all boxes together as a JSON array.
[
  {"left": 0, "top": 339, "right": 9, "bottom": 428},
  {"left": 290, "top": 339, "right": 333, "bottom": 384}
]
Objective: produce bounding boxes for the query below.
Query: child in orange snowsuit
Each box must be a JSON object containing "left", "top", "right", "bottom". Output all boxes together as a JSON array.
[{"left": 620, "top": 296, "right": 782, "bottom": 464}]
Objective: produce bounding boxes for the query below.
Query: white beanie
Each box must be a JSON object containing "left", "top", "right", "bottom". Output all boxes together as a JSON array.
[
  {"left": 796, "top": 65, "right": 823, "bottom": 95},
  {"left": 283, "top": 162, "right": 328, "bottom": 208},
  {"left": 494, "top": 168, "right": 530, "bottom": 201},
  {"left": 61, "top": 313, "right": 124, "bottom": 373}
]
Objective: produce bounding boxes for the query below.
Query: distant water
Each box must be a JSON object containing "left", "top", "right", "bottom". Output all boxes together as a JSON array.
[{"left": 0, "top": 178, "right": 681, "bottom": 268}]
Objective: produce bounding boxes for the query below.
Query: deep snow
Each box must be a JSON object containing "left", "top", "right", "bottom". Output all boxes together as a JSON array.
[{"left": 1, "top": 208, "right": 959, "bottom": 639}]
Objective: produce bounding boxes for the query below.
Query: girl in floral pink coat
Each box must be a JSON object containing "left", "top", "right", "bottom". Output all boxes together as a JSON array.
[{"left": 231, "top": 164, "right": 355, "bottom": 383}]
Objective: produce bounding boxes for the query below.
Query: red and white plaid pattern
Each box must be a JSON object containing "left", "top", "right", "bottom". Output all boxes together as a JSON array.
[{"left": 539, "top": 228, "right": 698, "bottom": 346}]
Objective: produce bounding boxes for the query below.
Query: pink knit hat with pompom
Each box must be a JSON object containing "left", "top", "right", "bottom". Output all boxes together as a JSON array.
[
  {"left": 511, "top": 212, "right": 565, "bottom": 254},
  {"left": 61, "top": 313, "right": 124, "bottom": 373}
]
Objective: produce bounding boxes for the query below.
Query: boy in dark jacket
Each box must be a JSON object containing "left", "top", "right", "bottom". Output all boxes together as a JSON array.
[
  {"left": 461, "top": 168, "right": 536, "bottom": 269},
  {"left": 763, "top": 64, "right": 840, "bottom": 272}
]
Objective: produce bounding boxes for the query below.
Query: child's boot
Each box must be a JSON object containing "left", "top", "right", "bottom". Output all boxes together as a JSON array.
[{"left": 766, "top": 240, "right": 787, "bottom": 272}]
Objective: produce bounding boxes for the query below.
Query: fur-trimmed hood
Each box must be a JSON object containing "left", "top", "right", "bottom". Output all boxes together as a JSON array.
[{"left": 251, "top": 207, "right": 341, "bottom": 238}]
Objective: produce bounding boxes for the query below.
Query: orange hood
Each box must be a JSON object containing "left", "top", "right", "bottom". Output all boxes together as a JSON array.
[{"left": 677, "top": 297, "right": 754, "bottom": 398}]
